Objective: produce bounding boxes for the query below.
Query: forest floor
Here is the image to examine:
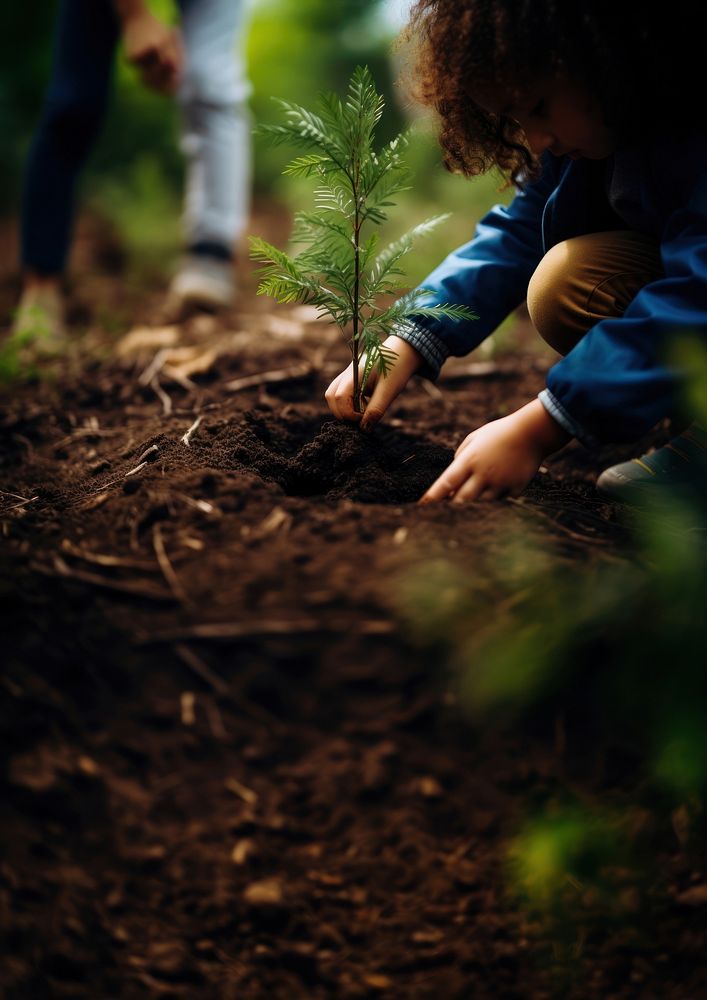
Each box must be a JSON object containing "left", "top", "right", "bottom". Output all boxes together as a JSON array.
[{"left": 1, "top": 210, "right": 706, "bottom": 999}]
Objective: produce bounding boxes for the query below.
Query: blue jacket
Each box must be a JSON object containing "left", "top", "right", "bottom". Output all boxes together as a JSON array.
[{"left": 396, "top": 136, "right": 707, "bottom": 446}]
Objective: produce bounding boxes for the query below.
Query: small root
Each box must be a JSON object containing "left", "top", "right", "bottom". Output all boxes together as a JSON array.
[
  {"left": 181, "top": 416, "right": 203, "bottom": 447},
  {"left": 150, "top": 376, "right": 173, "bottom": 416},
  {"left": 152, "top": 524, "right": 191, "bottom": 605}
]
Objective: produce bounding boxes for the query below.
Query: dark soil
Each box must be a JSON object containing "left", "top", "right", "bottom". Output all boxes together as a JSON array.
[{"left": 1, "top": 215, "right": 705, "bottom": 999}]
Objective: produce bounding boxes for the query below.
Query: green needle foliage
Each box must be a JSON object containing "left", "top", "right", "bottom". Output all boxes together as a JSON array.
[{"left": 250, "top": 65, "right": 476, "bottom": 412}]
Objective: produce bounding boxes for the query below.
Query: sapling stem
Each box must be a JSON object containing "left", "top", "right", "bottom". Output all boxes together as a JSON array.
[
  {"left": 250, "top": 66, "right": 477, "bottom": 417},
  {"left": 352, "top": 219, "right": 362, "bottom": 413}
]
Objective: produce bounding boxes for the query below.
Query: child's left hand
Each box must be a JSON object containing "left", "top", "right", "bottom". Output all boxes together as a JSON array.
[{"left": 419, "top": 399, "right": 571, "bottom": 504}]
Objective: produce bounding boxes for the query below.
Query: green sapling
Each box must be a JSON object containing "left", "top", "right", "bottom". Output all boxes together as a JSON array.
[{"left": 250, "top": 65, "right": 476, "bottom": 413}]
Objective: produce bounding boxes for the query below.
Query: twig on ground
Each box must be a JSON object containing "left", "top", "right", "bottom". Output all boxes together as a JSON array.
[
  {"left": 507, "top": 497, "right": 614, "bottom": 548},
  {"left": 77, "top": 491, "right": 111, "bottom": 511},
  {"left": 77, "top": 464, "right": 171, "bottom": 510},
  {"left": 123, "top": 444, "right": 159, "bottom": 479},
  {"left": 204, "top": 698, "right": 228, "bottom": 741},
  {"left": 152, "top": 524, "right": 191, "bottom": 604},
  {"left": 34, "top": 555, "right": 175, "bottom": 601},
  {"left": 0, "top": 495, "right": 39, "bottom": 514},
  {"left": 60, "top": 539, "right": 155, "bottom": 570},
  {"left": 171, "top": 642, "right": 288, "bottom": 730},
  {"left": 124, "top": 461, "right": 147, "bottom": 478},
  {"left": 12, "top": 434, "right": 35, "bottom": 459},
  {"left": 181, "top": 416, "right": 203, "bottom": 447},
  {"left": 0, "top": 490, "right": 35, "bottom": 502},
  {"left": 150, "top": 376, "right": 172, "bottom": 416},
  {"left": 178, "top": 494, "right": 219, "bottom": 515},
  {"left": 225, "top": 777, "right": 258, "bottom": 804},
  {"left": 224, "top": 363, "right": 313, "bottom": 393},
  {"left": 52, "top": 427, "right": 124, "bottom": 450},
  {"left": 161, "top": 365, "right": 198, "bottom": 392},
  {"left": 136, "top": 444, "right": 159, "bottom": 464},
  {"left": 140, "top": 351, "right": 197, "bottom": 388},
  {"left": 139, "top": 348, "right": 171, "bottom": 386},
  {"left": 173, "top": 642, "right": 230, "bottom": 695},
  {"left": 143, "top": 618, "right": 394, "bottom": 642}
]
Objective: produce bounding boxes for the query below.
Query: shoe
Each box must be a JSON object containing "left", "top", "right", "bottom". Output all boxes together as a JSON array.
[
  {"left": 10, "top": 284, "right": 66, "bottom": 351},
  {"left": 596, "top": 426, "right": 707, "bottom": 505},
  {"left": 167, "top": 252, "right": 236, "bottom": 313},
  {"left": 1, "top": 284, "right": 67, "bottom": 379}
]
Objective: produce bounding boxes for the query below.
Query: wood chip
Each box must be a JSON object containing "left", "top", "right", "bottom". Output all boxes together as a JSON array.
[
  {"left": 116, "top": 325, "right": 179, "bottom": 357},
  {"left": 77, "top": 756, "right": 100, "bottom": 776},
  {"left": 264, "top": 315, "right": 309, "bottom": 339},
  {"left": 363, "top": 974, "right": 393, "bottom": 990},
  {"left": 180, "top": 691, "right": 196, "bottom": 726},
  {"left": 243, "top": 879, "right": 284, "bottom": 907},
  {"left": 256, "top": 506, "right": 292, "bottom": 536},
  {"left": 676, "top": 883, "right": 707, "bottom": 906},
  {"left": 417, "top": 775, "right": 443, "bottom": 799},
  {"left": 231, "top": 839, "right": 256, "bottom": 865}
]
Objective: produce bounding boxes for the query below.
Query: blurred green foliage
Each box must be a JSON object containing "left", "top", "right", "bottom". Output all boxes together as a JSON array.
[
  {"left": 1, "top": 0, "right": 507, "bottom": 283},
  {"left": 394, "top": 351, "right": 707, "bottom": 939},
  {"left": 247, "top": 0, "right": 398, "bottom": 193},
  {"left": 671, "top": 336, "right": 707, "bottom": 428}
]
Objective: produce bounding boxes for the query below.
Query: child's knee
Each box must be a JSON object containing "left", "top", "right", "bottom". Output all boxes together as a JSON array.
[
  {"left": 527, "top": 240, "right": 589, "bottom": 355},
  {"left": 527, "top": 231, "right": 663, "bottom": 356}
]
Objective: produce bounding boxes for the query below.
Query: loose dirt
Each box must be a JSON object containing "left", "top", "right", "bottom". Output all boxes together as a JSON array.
[{"left": 1, "top": 215, "right": 704, "bottom": 999}]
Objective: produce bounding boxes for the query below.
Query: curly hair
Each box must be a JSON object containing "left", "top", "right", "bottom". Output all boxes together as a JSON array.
[{"left": 401, "top": 0, "right": 707, "bottom": 186}]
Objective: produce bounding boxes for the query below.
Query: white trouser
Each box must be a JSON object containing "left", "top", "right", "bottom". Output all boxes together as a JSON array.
[{"left": 177, "top": 0, "right": 252, "bottom": 252}]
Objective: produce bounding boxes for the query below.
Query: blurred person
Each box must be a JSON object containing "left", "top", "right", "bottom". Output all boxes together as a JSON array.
[
  {"left": 12, "top": 0, "right": 251, "bottom": 351},
  {"left": 325, "top": 0, "right": 707, "bottom": 508}
]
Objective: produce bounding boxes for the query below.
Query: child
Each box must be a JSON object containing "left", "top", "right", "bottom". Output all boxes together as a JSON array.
[
  {"left": 13, "top": 0, "right": 251, "bottom": 348},
  {"left": 325, "top": 0, "right": 707, "bottom": 507}
]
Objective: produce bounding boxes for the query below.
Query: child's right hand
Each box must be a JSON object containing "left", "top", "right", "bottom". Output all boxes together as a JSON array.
[
  {"left": 325, "top": 335, "right": 422, "bottom": 431},
  {"left": 121, "top": 10, "right": 184, "bottom": 95}
]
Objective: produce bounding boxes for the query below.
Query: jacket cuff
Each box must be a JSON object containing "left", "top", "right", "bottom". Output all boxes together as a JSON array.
[
  {"left": 538, "top": 388, "right": 599, "bottom": 448},
  {"left": 393, "top": 320, "right": 450, "bottom": 381}
]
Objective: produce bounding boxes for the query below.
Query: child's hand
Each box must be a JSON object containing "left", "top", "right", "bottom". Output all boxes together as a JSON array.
[
  {"left": 419, "top": 399, "right": 571, "bottom": 504},
  {"left": 121, "top": 10, "right": 184, "bottom": 95},
  {"left": 325, "top": 335, "right": 422, "bottom": 431}
]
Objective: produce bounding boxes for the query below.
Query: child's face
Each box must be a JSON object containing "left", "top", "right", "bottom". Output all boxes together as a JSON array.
[{"left": 477, "top": 77, "right": 614, "bottom": 161}]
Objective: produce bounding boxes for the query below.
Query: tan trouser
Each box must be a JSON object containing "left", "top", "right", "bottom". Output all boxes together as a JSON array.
[{"left": 527, "top": 231, "right": 663, "bottom": 356}]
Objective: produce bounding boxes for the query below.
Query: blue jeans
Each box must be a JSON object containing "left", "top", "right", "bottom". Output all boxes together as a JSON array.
[{"left": 21, "top": 0, "right": 251, "bottom": 275}]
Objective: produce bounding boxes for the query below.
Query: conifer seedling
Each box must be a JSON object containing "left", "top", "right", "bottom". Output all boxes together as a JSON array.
[{"left": 250, "top": 66, "right": 477, "bottom": 413}]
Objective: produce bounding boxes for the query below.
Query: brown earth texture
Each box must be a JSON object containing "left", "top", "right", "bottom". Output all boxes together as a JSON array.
[{"left": 1, "top": 213, "right": 706, "bottom": 999}]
